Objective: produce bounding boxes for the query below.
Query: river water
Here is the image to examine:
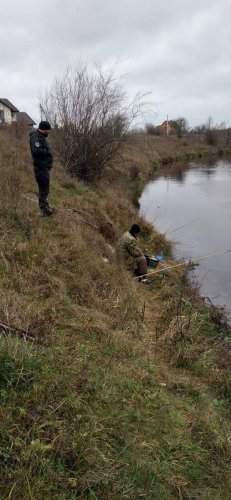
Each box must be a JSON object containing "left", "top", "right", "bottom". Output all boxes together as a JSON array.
[{"left": 139, "top": 158, "right": 231, "bottom": 317}]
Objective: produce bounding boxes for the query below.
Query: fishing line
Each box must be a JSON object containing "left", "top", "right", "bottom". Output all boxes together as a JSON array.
[{"left": 165, "top": 217, "right": 200, "bottom": 235}]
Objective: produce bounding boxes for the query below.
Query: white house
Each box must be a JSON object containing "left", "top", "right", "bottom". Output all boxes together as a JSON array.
[
  {"left": 0, "top": 98, "right": 19, "bottom": 124},
  {"left": 0, "top": 99, "right": 36, "bottom": 127}
]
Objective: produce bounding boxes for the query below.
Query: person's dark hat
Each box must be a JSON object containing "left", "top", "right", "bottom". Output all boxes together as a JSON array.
[
  {"left": 130, "top": 224, "right": 141, "bottom": 235},
  {"left": 39, "top": 121, "right": 51, "bottom": 130}
]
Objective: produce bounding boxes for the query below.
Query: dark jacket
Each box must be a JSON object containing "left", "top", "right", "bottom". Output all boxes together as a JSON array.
[{"left": 29, "top": 130, "right": 53, "bottom": 169}]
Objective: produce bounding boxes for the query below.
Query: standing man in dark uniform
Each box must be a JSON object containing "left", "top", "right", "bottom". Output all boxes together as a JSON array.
[{"left": 29, "top": 121, "right": 54, "bottom": 216}]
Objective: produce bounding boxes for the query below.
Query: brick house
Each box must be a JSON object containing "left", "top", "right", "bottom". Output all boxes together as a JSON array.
[{"left": 157, "top": 120, "right": 177, "bottom": 136}]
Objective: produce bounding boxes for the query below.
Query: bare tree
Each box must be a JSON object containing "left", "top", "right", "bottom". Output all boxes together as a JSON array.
[
  {"left": 172, "top": 117, "right": 189, "bottom": 138},
  {"left": 145, "top": 122, "right": 160, "bottom": 136},
  {"left": 41, "top": 63, "right": 148, "bottom": 182}
]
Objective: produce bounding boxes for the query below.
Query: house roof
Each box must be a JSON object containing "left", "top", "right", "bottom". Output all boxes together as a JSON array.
[
  {"left": 0, "top": 98, "right": 19, "bottom": 112},
  {"left": 17, "top": 112, "right": 36, "bottom": 126},
  {"left": 158, "top": 120, "right": 177, "bottom": 129}
]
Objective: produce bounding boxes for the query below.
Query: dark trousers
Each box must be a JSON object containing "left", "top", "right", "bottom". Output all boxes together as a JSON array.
[
  {"left": 133, "top": 256, "right": 148, "bottom": 277},
  {"left": 34, "top": 167, "right": 50, "bottom": 210}
]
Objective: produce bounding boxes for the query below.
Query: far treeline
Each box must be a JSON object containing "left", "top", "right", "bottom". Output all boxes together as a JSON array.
[{"left": 145, "top": 116, "right": 230, "bottom": 142}]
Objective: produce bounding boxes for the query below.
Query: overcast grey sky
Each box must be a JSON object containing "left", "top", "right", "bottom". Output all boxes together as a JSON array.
[{"left": 1, "top": 0, "right": 231, "bottom": 127}]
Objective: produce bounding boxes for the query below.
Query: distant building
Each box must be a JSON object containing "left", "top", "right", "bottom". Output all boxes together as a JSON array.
[
  {"left": 157, "top": 120, "right": 177, "bottom": 136},
  {"left": 0, "top": 98, "right": 19, "bottom": 125},
  {"left": 0, "top": 98, "right": 36, "bottom": 127}
]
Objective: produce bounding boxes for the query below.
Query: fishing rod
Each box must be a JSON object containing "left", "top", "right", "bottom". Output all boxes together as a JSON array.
[
  {"left": 165, "top": 217, "right": 200, "bottom": 236},
  {"left": 134, "top": 248, "right": 231, "bottom": 280}
]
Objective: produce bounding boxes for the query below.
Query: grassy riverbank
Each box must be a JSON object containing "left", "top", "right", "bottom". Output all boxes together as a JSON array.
[
  {"left": 123, "top": 131, "right": 231, "bottom": 174},
  {"left": 0, "top": 128, "right": 230, "bottom": 499}
]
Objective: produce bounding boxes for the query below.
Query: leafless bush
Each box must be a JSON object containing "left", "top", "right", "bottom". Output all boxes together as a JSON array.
[
  {"left": 172, "top": 117, "right": 189, "bottom": 138},
  {"left": 224, "top": 128, "right": 231, "bottom": 147},
  {"left": 129, "top": 164, "right": 140, "bottom": 180},
  {"left": 205, "top": 128, "right": 218, "bottom": 146},
  {"left": 145, "top": 122, "right": 160, "bottom": 136},
  {"left": 41, "top": 63, "right": 148, "bottom": 183}
]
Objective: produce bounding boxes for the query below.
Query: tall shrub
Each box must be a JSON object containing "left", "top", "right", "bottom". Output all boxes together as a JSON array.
[{"left": 41, "top": 63, "right": 146, "bottom": 182}]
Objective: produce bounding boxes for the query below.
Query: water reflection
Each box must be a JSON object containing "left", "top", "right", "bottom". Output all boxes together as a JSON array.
[
  {"left": 139, "top": 158, "right": 231, "bottom": 316},
  {"left": 156, "top": 161, "right": 219, "bottom": 184}
]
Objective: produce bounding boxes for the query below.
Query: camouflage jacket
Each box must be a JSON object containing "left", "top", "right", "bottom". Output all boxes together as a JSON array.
[{"left": 117, "top": 231, "right": 144, "bottom": 267}]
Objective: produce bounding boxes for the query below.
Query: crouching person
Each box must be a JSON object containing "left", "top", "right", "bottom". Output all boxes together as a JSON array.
[{"left": 117, "top": 224, "right": 150, "bottom": 283}]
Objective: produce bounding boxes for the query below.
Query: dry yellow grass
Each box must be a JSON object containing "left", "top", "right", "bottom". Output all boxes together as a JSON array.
[{"left": 0, "top": 127, "right": 230, "bottom": 499}]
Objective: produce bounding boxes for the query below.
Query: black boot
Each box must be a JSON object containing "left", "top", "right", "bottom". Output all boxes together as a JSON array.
[{"left": 41, "top": 206, "right": 54, "bottom": 217}]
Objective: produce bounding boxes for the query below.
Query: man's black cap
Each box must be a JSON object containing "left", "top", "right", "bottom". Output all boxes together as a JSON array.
[
  {"left": 130, "top": 224, "right": 141, "bottom": 235},
  {"left": 39, "top": 120, "right": 51, "bottom": 130}
]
